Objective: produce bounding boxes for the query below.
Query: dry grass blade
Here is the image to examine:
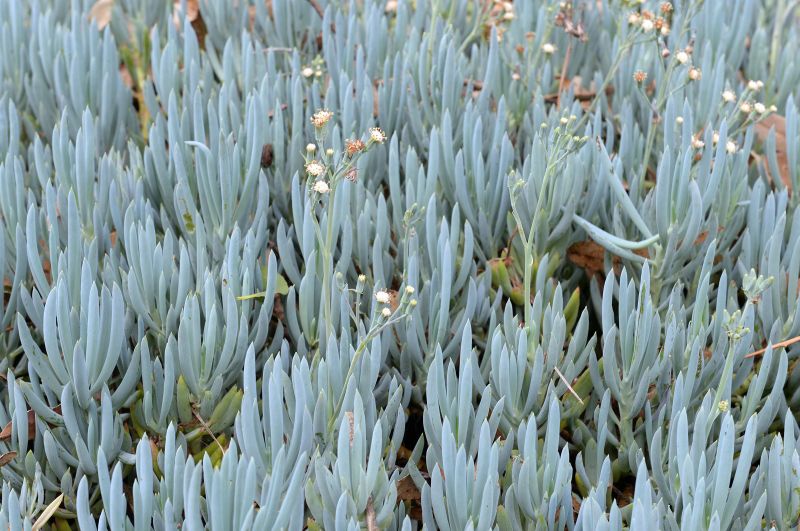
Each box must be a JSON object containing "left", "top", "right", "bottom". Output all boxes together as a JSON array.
[
  {"left": 745, "top": 335, "right": 800, "bottom": 359},
  {"left": 555, "top": 366, "right": 584, "bottom": 405},
  {"left": 32, "top": 494, "right": 64, "bottom": 531}
]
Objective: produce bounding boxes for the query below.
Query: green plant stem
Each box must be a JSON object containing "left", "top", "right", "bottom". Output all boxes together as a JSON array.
[{"left": 321, "top": 186, "right": 337, "bottom": 343}]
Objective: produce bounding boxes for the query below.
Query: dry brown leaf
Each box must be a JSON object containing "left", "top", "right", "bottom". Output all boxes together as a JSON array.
[
  {"left": 89, "top": 0, "right": 114, "bottom": 30},
  {"left": 396, "top": 476, "right": 421, "bottom": 502},
  {"left": 366, "top": 498, "right": 378, "bottom": 531},
  {"left": 0, "top": 451, "right": 17, "bottom": 466},
  {"left": 754, "top": 114, "right": 791, "bottom": 193},
  {"left": 568, "top": 239, "right": 649, "bottom": 278}
]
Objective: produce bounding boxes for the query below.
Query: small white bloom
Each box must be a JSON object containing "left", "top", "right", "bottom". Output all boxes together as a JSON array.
[
  {"left": 381, "top": 307, "right": 392, "bottom": 317},
  {"left": 718, "top": 400, "right": 729, "bottom": 412},
  {"left": 301, "top": 67, "right": 314, "bottom": 78},
  {"left": 675, "top": 116, "right": 684, "bottom": 124},
  {"left": 503, "top": 12, "right": 515, "bottom": 21},
  {"left": 641, "top": 19, "right": 654, "bottom": 32},
  {"left": 754, "top": 102, "right": 766, "bottom": 114},
  {"left": 725, "top": 140, "right": 737, "bottom": 154},
  {"left": 747, "top": 79, "right": 760, "bottom": 91},
  {"left": 305, "top": 160, "right": 325, "bottom": 177},
  {"left": 560, "top": 116, "right": 569, "bottom": 125},
  {"left": 739, "top": 101, "right": 752, "bottom": 114},
  {"left": 405, "top": 286, "right": 415, "bottom": 294},
  {"left": 770, "top": 105, "right": 778, "bottom": 112},
  {"left": 692, "top": 138, "right": 705, "bottom": 149},
  {"left": 660, "top": 25, "right": 670, "bottom": 36},
  {"left": 375, "top": 291, "right": 391, "bottom": 304},
  {"left": 357, "top": 274, "right": 367, "bottom": 282},
  {"left": 312, "top": 180, "right": 330, "bottom": 193},
  {"left": 325, "top": 148, "right": 334, "bottom": 156},
  {"left": 675, "top": 51, "right": 689, "bottom": 64},
  {"left": 722, "top": 90, "right": 736, "bottom": 103},
  {"left": 712, "top": 132, "right": 720, "bottom": 144},
  {"left": 688, "top": 67, "right": 701, "bottom": 81},
  {"left": 541, "top": 42, "right": 556, "bottom": 54},
  {"left": 628, "top": 13, "right": 640, "bottom": 25},
  {"left": 369, "top": 127, "right": 387, "bottom": 144},
  {"left": 306, "top": 143, "right": 317, "bottom": 153}
]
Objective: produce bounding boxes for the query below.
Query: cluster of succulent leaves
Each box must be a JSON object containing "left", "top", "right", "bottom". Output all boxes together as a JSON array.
[{"left": 2, "top": 0, "right": 800, "bottom": 528}]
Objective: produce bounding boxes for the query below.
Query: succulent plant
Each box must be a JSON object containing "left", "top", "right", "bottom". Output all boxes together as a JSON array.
[{"left": 2, "top": 0, "right": 800, "bottom": 529}]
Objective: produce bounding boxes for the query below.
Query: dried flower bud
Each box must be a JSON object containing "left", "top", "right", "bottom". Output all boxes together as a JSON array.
[
  {"left": 770, "top": 104, "right": 778, "bottom": 112},
  {"left": 675, "top": 51, "right": 689, "bottom": 64},
  {"left": 325, "top": 148, "right": 334, "bottom": 157},
  {"left": 661, "top": 48, "right": 671, "bottom": 58},
  {"left": 301, "top": 67, "right": 314, "bottom": 78},
  {"left": 381, "top": 307, "right": 392, "bottom": 317},
  {"left": 560, "top": 116, "right": 569, "bottom": 125},
  {"left": 628, "top": 13, "right": 640, "bottom": 25},
  {"left": 747, "top": 79, "right": 763, "bottom": 91},
  {"left": 305, "top": 160, "right": 325, "bottom": 176},
  {"left": 345, "top": 138, "right": 365, "bottom": 156},
  {"left": 633, "top": 70, "right": 648, "bottom": 84},
  {"left": 660, "top": 2, "right": 673, "bottom": 13},
  {"left": 641, "top": 18, "right": 654, "bottom": 32},
  {"left": 675, "top": 116, "right": 684, "bottom": 124},
  {"left": 405, "top": 286, "right": 415, "bottom": 294},
  {"left": 660, "top": 25, "right": 670, "bottom": 36},
  {"left": 345, "top": 168, "right": 358, "bottom": 182},
  {"left": 312, "top": 180, "right": 330, "bottom": 193},
  {"left": 503, "top": 12, "right": 515, "bottom": 20},
  {"left": 692, "top": 137, "right": 705, "bottom": 149},
  {"left": 688, "top": 67, "right": 701, "bottom": 80},
  {"left": 725, "top": 140, "right": 737, "bottom": 154},
  {"left": 375, "top": 290, "right": 391, "bottom": 304},
  {"left": 306, "top": 143, "right": 317, "bottom": 153},
  {"left": 712, "top": 131, "right": 720, "bottom": 144},
  {"left": 358, "top": 274, "right": 367, "bottom": 282},
  {"left": 718, "top": 400, "right": 729, "bottom": 412},
  {"left": 722, "top": 90, "right": 736, "bottom": 103},
  {"left": 410, "top": 299, "right": 418, "bottom": 307},
  {"left": 739, "top": 101, "right": 752, "bottom": 114},
  {"left": 541, "top": 42, "right": 556, "bottom": 54}
]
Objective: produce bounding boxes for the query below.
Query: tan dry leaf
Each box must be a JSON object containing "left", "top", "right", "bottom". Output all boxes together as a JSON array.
[
  {"left": 754, "top": 114, "right": 791, "bottom": 193},
  {"left": 89, "top": 0, "right": 114, "bottom": 30},
  {"left": 0, "top": 451, "right": 16, "bottom": 466}
]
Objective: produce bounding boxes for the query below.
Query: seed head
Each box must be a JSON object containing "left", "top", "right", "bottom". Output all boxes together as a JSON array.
[
  {"left": 739, "top": 101, "right": 752, "bottom": 114},
  {"left": 358, "top": 274, "right": 367, "bottom": 283},
  {"left": 628, "top": 13, "right": 640, "bottom": 25},
  {"left": 675, "top": 116, "right": 684, "bottom": 124},
  {"left": 754, "top": 102, "right": 766, "bottom": 114},
  {"left": 712, "top": 132, "right": 720, "bottom": 144},
  {"left": 306, "top": 143, "right": 317, "bottom": 153},
  {"left": 301, "top": 67, "right": 314, "bottom": 78},
  {"left": 660, "top": 2, "right": 673, "bottom": 13},
  {"left": 375, "top": 290, "right": 391, "bottom": 304},
  {"left": 660, "top": 25, "right": 670, "bottom": 36},
  {"left": 633, "top": 70, "right": 648, "bottom": 84},
  {"left": 675, "top": 51, "right": 689, "bottom": 64},
  {"left": 381, "top": 307, "right": 392, "bottom": 317},
  {"left": 722, "top": 90, "right": 736, "bottom": 103},
  {"left": 747, "top": 79, "right": 763, "bottom": 91},
  {"left": 692, "top": 137, "right": 705, "bottom": 149},
  {"left": 405, "top": 286, "right": 415, "bottom": 294},
  {"left": 641, "top": 18, "right": 654, "bottom": 32},
  {"left": 725, "top": 140, "right": 737, "bottom": 154},
  {"left": 541, "top": 42, "right": 556, "bottom": 54},
  {"left": 770, "top": 104, "right": 778, "bottom": 112},
  {"left": 688, "top": 67, "right": 701, "bottom": 81}
]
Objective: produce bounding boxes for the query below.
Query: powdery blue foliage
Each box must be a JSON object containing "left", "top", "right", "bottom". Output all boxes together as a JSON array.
[{"left": 1, "top": 0, "right": 800, "bottom": 529}]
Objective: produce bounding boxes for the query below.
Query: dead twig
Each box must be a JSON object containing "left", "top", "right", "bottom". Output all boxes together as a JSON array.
[
  {"left": 744, "top": 335, "right": 800, "bottom": 359},
  {"left": 555, "top": 366, "right": 584, "bottom": 405}
]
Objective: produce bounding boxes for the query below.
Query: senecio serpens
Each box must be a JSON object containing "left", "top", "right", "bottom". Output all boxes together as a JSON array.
[{"left": 2, "top": 0, "right": 800, "bottom": 529}]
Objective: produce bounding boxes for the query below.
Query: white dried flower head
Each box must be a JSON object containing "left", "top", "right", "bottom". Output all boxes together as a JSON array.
[
  {"left": 725, "top": 140, "right": 737, "bottom": 154},
  {"left": 754, "top": 102, "right": 766, "bottom": 114},
  {"left": 722, "top": 90, "right": 736, "bottom": 103},
  {"left": 375, "top": 290, "right": 391, "bottom": 304},
  {"left": 314, "top": 69, "right": 323, "bottom": 77},
  {"left": 712, "top": 131, "right": 720, "bottom": 144},
  {"left": 739, "top": 101, "right": 752, "bottom": 114},
  {"left": 560, "top": 116, "right": 569, "bottom": 125},
  {"left": 660, "top": 25, "right": 670, "bottom": 36},
  {"left": 357, "top": 274, "right": 367, "bottom": 282},
  {"left": 325, "top": 148, "right": 334, "bottom": 156},
  {"left": 369, "top": 127, "right": 387, "bottom": 143},
  {"left": 692, "top": 137, "right": 705, "bottom": 149},
  {"left": 770, "top": 104, "right": 778, "bottom": 112},
  {"left": 311, "top": 109, "right": 333, "bottom": 128},
  {"left": 409, "top": 299, "right": 418, "bottom": 307},
  {"left": 675, "top": 50, "right": 689, "bottom": 64},
  {"left": 503, "top": 12, "right": 515, "bottom": 21},
  {"left": 541, "top": 42, "right": 556, "bottom": 54},
  {"left": 675, "top": 116, "right": 684, "bottom": 124},
  {"left": 511, "top": 72, "right": 520, "bottom": 80},
  {"left": 628, "top": 13, "right": 640, "bottom": 25},
  {"left": 641, "top": 18, "right": 654, "bottom": 32},
  {"left": 502, "top": 1, "right": 514, "bottom": 11},
  {"left": 305, "top": 160, "right": 325, "bottom": 177},
  {"left": 688, "top": 67, "right": 701, "bottom": 81},
  {"left": 381, "top": 307, "right": 392, "bottom": 317},
  {"left": 405, "top": 286, "right": 415, "bottom": 294},
  {"left": 661, "top": 48, "right": 670, "bottom": 58},
  {"left": 718, "top": 400, "right": 729, "bottom": 412},
  {"left": 306, "top": 143, "right": 317, "bottom": 153},
  {"left": 747, "top": 79, "right": 760, "bottom": 91},
  {"left": 385, "top": 0, "right": 398, "bottom": 13},
  {"left": 301, "top": 67, "right": 314, "bottom": 78},
  {"left": 312, "top": 180, "right": 330, "bottom": 193}
]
